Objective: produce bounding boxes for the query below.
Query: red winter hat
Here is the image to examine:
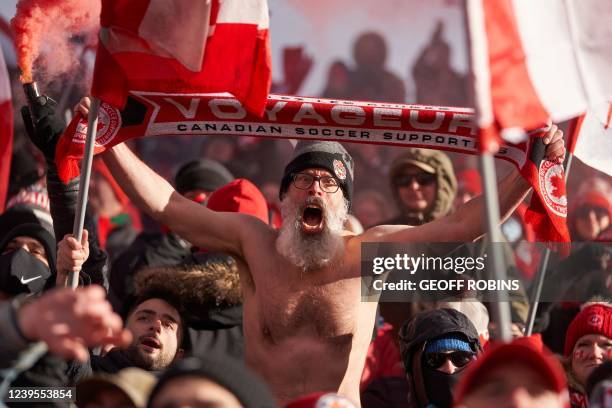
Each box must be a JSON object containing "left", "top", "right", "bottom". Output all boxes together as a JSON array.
[
  {"left": 285, "top": 392, "right": 357, "bottom": 408},
  {"left": 207, "top": 179, "right": 269, "bottom": 224},
  {"left": 575, "top": 192, "right": 611, "bottom": 215},
  {"left": 454, "top": 336, "right": 568, "bottom": 406},
  {"left": 564, "top": 303, "right": 612, "bottom": 356}
]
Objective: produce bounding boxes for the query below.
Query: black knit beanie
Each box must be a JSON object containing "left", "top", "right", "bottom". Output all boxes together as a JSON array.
[
  {"left": 0, "top": 223, "right": 57, "bottom": 276},
  {"left": 174, "top": 159, "right": 234, "bottom": 195},
  {"left": 147, "top": 356, "right": 274, "bottom": 408},
  {"left": 279, "top": 141, "right": 354, "bottom": 205}
]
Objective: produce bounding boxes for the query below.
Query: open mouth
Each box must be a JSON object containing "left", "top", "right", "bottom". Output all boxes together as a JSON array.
[
  {"left": 139, "top": 336, "right": 161, "bottom": 352},
  {"left": 301, "top": 204, "right": 324, "bottom": 234}
]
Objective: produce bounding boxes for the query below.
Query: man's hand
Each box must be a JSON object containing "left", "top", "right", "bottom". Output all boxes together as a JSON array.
[
  {"left": 542, "top": 124, "right": 566, "bottom": 163},
  {"left": 17, "top": 286, "right": 131, "bottom": 361},
  {"left": 21, "top": 95, "right": 64, "bottom": 162},
  {"left": 56, "top": 230, "right": 90, "bottom": 287},
  {"left": 74, "top": 96, "right": 91, "bottom": 118}
]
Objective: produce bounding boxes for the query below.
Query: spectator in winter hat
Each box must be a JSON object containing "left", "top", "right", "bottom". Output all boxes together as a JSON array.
[
  {"left": 174, "top": 158, "right": 234, "bottom": 203},
  {"left": 398, "top": 308, "right": 481, "bottom": 408},
  {"left": 454, "top": 336, "right": 569, "bottom": 408},
  {"left": 560, "top": 303, "right": 612, "bottom": 408},
  {"left": 570, "top": 191, "right": 611, "bottom": 242},
  {"left": 0, "top": 223, "right": 56, "bottom": 298},
  {"left": 147, "top": 356, "right": 274, "bottom": 408}
]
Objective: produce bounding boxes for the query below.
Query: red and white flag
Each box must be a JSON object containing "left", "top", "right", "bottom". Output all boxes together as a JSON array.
[
  {"left": 567, "top": 104, "right": 612, "bottom": 177},
  {"left": 91, "top": 0, "right": 271, "bottom": 115},
  {"left": 466, "top": 0, "right": 612, "bottom": 151},
  {"left": 0, "top": 45, "right": 13, "bottom": 212}
]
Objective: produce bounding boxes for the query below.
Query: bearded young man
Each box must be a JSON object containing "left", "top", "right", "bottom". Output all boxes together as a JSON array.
[{"left": 81, "top": 96, "right": 567, "bottom": 405}]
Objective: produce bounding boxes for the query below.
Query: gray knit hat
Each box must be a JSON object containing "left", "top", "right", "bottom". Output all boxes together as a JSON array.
[{"left": 279, "top": 141, "right": 354, "bottom": 205}]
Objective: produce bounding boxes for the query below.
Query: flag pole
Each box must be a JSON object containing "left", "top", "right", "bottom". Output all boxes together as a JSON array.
[
  {"left": 480, "top": 153, "right": 512, "bottom": 342},
  {"left": 68, "top": 97, "right": 100, "bottom": 289},
  {"left": 525, "top": 152, "right": 573, "bottom": 335}
]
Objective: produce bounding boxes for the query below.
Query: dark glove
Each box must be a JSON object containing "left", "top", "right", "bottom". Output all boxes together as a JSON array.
[{"left": 21, "top": 96, "right": 65, "bottom": 162}]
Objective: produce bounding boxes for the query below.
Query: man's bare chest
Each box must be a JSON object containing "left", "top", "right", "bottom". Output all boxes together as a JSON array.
[{"left": 249, "top": 259, "right": 361, "bottom": 344}]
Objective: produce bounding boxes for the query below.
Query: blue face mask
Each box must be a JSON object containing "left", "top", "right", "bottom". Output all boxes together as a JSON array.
[{"left": 0, "top": 248, "right": 50, "bottom": 296}]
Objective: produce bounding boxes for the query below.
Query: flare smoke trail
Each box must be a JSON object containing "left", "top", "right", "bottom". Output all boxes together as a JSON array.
[{"left": 11, "top": 0, "right": 100, "bottom": 83}]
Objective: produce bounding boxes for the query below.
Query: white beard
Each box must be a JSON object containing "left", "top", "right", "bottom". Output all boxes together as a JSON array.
[{"left": 276, "top": 195, "right": 349, "bottom": 272}]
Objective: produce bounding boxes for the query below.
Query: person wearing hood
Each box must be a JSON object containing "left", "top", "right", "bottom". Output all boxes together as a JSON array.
[
  {"left": 398, "top": 308, "right": 482, "bottom": 408},
  {"left": 383, "top": 148, "right": 457, "bottom": 226},
  {"left": 0, "top": 223, "right": 56, "bottom": 298}
]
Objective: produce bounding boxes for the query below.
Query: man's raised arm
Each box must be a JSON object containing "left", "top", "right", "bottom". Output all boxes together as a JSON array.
[
  {"left": 364, "top": 125, "right": 566, "bottom": 244},
  {"left": 102, "top": 143, "right": 247, "bottom": 255}
]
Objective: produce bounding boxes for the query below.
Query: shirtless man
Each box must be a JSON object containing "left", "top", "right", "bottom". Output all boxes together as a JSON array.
[{"left": 80, "top": 96, "right": 566, "bottom": 405}]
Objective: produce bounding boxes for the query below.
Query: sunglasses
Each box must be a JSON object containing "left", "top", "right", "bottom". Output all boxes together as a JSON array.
[
  {"left": 424, "top": 351, "right": 475, "bottom": 369},
  {"left": 394, "top": 172, "right": 436, "bottom": 187}
]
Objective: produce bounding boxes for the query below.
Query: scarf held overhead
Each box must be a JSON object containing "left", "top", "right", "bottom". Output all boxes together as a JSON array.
[{"left": 55, "top": 93, "right": 569, "bottom": 242}]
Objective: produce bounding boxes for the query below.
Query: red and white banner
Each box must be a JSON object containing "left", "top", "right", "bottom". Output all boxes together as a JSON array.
[
  {"left": 567, "top": 104, "right": 612, "bottom": 177},
  {"left": 466, "top": 0, "right": 612, "bottom": 152},
  {"left": 92, "top": 0, "right": 271, "bottom": 115},
  {"left": 55, "top": 92, "right": 570, "bottom": 242},
  {"left": 0, "top": 45, "right": 13, "bottom": 212}
]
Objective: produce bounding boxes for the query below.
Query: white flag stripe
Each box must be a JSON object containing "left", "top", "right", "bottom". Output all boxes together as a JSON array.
[
  {"left": 573, "top": 104, "right": 612, "bottom": 177},
  {"left": 216, "top": 0, "right": 270, "bottom": 29},
  {"left": 0, "top": 47, "right": 10, "bottom": 102},
  {"left": 139, "top": 0, "right": 211, "bottom": 72},
  {"left": 512, "top": 0, "right": 612, "bottom": 122},
  {"left": 466, "top": 0, "right": 494, "bottom": 130}
]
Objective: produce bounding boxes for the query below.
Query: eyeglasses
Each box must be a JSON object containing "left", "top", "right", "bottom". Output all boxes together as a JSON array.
[
  {"left": 424, "top": 351, "right": 475, "bottom": 369},
  {"left": 292, "top": 173, "right": 340, "bottom": 193},
  {"left": 394, "top": 172, "right": 437, "bottom": 187}
]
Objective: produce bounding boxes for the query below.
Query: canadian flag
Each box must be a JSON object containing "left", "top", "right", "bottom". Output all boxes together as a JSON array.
[
  {"left": 0, "top": 45, "right": 13, "bottom": 212},
  {"left": 91, "top": 0, "right": 271, "bottom": 115},
  {"left": 466, "top": 0, "right": 612, "bottom": 152}
]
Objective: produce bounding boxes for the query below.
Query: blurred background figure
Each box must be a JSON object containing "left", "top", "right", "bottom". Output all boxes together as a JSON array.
[
  {"left": 353, "top": 189, "right": 393, "bottom": 229},
  {"left": 90, "top": 159, "right": 142, "bottom": 260},
  {"left": 76, "top": 367, "right": 156, "bottom": 408},
  {"left": 321, "top": 60, "right": 351, "bottom": 100},
  {"left": 568, "top": 177, "right": 611, "bottom": 242},
  {"left": 346, "top": 31, "right": 406, "bottom": 103},
  {"left": 453, "top": 169, "right": 481, "bottom": 209},
  {"left": 147, "top": 356, "right": 274, "bottom": 408},
  {"left": 412, "top": 21, "right": 469, "bottom": 107}
]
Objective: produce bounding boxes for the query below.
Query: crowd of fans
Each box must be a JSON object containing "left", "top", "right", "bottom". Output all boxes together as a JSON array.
[{"left": 1, "top": 26, "right": 611, "bottom": 408}]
